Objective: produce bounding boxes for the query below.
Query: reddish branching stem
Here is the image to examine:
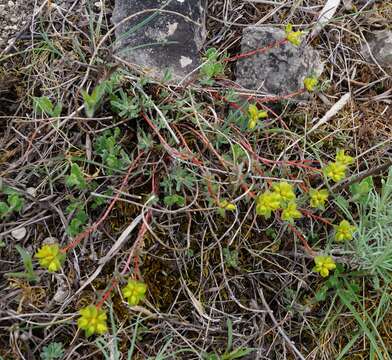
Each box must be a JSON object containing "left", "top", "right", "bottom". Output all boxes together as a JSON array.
[
  {"left": 61, "top": 152, "right": 144, "bottom": 254},
  {"left": 287, "top": 223, "right": 315, "bottom": 256}
]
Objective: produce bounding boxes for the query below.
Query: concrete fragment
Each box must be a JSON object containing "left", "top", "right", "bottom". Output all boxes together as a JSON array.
[{"left": 236, "top": 27, "right": 324, "bottom": 97}]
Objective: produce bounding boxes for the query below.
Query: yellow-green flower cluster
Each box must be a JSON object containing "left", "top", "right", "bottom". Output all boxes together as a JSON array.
[
  {"left": 256, "top": 182, "right": 301, "bottom": 223},
  {"left": 335, "top": 220, "right": 356, "bottom": 242},
  {"left": 304, "top": 76, "right": 318, "bottom": 92},
  {"left": 285, "top": 23, "right": 303, "bottom": 46},
  {"left": 309, "top": 188, "right": 329, "bottom": 209},
  {"left": 122, "top": 279, "right": 147, "bottom": 306},
  {"left": 324, "top": 150, "right": 354, "bottom": 182},
  {"left": 219, "top": 200, "right": 237, "bottom": 211},
  {"left": 281, "top": 202, "right": 302, "bottom": 222},
  {"left": 256, "top": 191, "right": 282, "bottom": 219},
  {"left": 77, "top": 305, "right": 108, "bottom": 336},
  {"left": 313, "top": 256, "right": 336, "bottom": 277},
  {"left": 35, "top": 244, "right": 65, "bottom": 272},
  {"left": 247, "top": 104, "right": 268, "bottom": 130},
  {"left": 76, "top": 280, "right": 149, "bottom": 337}
]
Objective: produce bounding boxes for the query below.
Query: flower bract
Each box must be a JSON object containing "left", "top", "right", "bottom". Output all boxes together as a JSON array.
[
  {"left": 335, "top": 149, "right": 354, "bottom": 166},
  {"left": 281, "top": 202, "right": 302, "bottom": 222},
  {"left": 77, "top": 305, "right": 108, "bottom": 336},
  {"left": 314, "top": 256, "right": 336, "bottom": 277},
  {"left": 35, "top": 244, "right": 65, "bottom": 272},
  {"left": 324, "top": 162, "right": 347, "bottom": 182},
  {"left": 309, "top": 188, "right": 329, "bottom": 209},
  {"left": 256, "top": 191, "right": 282, "bottom": 219},
  {"left": 272, "top": 182, "right": 296, "bottom": 202},
  {"left": 335, "top": 220, "right": 356, "bottom": 242},
  {"left": 304, "top": 76, "right": 318, "bottom": 92},
  {"left": 248, "top": 104, "right": 268, "bottom": 129},
  {"left": 219, "top": 200, "right": 237, "bottom": 211},
  {"left": 285, "top": 23, "right": 303, "bottom": 46},
  {"left": 122, "top": 279, "right": 147, "bottom": 306}
]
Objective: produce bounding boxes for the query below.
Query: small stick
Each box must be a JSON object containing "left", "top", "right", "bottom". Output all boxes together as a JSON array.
[{"left": 258, "top": 288, "right": 306, "bottom": 360}]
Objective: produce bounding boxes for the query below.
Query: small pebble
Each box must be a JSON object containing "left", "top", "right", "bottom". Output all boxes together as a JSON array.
[
  {"left": 43, "top": 237, "right": 58, "bottom": 244},
  {"left": 26, "top": 187, "right": 37, "bottom": 197},
  {"left": 11, "top": 227, "right": 27, "bottom": 240}
]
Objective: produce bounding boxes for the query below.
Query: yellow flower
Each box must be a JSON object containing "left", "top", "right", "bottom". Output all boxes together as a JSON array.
[
  {"left": 314, "top": 256, "right": 336, "bottom": 277},
  {"left": 304, "top": 76, "right": 318, "bottom": 92},
  {"left": 285, "top": 23, "right": 303, "bottom": 46},
  {"left": 309, "top": 188, "right": 329, "bottom": 209},
  {"left": 219, "top": 200, "right": 237, "bottom": 211},
  {"left": 335, "top": 220, "right": 356, "bottom": 242},
  {"left": 248, "top": 104, "right": 268, "bottom": 129},
  {"left": 335, "top": 149, "right": 354, "bottom": 166},
  {"left": 281, "top": 202, "right": 302, "bottom": 222},
  {"left": 35, "top": 244, "right": 65, "bottom": 272},
  {"left": 122, "top": 279, "right": 147, "bottom": 306},
  {"left": 256, "top": 191, "right": 282, "bottom": 219},
  {"left": 77, "top": 305, "right": 108, "bottom": 337},
  {"left": 272, "top": 181, "right": 296, "bottom": 202},
  {"left": 324, "top": 162, "right": 347, "bottom": 182}
]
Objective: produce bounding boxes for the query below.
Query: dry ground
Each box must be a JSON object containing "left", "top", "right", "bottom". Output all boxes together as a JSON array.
[{"left": 1, "top": 1, "right": 392, "bottom": 359}]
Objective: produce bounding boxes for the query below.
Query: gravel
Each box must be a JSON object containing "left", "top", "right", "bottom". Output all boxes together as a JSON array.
[{"left": 0, "top": 0, "right": 36, "bottom": 50}]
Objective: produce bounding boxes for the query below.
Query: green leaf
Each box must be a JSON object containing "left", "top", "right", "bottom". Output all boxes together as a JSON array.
[
  {"left": 82, "top": 82, "right": 107, "bottom": 118},
  {"left": 334, "top": 195, "right": 350, "bottom": 210},
  {"left": 337, "top": 288, "right": 385, "bottom": 359},
  {"left": 7, "top": 245, "right": 38, "bottom": 282},
  {"left": 7, "top": 193, "right": 24, "bottom": 212},
  {"left": 164, "top": 195, "right": 185, "bottom": 207},
  {"left": 66, "top": 210, "right": 88, "bottom": 237},
  {"left": 350, "top": 176, "right": 373, "bottom": 205},
  {"left": 110, "top": 89, "right": 140, "bottom": 118},
  {"left": 65, "top": 163, "right": 87, "bottom": 190},
  {"left": 314, "top": 286, "right": 328, "bottom": 302},
  {"left": 52, "top": 102, "right": 63, "bottom": 117},
  {"left": 33, "top": 96, "right": 54, "bottom": 115},
  {"left": 222, "top": 348, "right": 254, "bottom": 360},
  {"left": 223, "top": 248, "right": 239, "bottom": 268},
  {"left": 0, "top": 202, "right": 10, "bottom": 218},
  {"left": 94, "top": 128, "right": 129, "bottom": 174},
  {"left": 40, "top": 342, "right": 64, "bottom": 360}
]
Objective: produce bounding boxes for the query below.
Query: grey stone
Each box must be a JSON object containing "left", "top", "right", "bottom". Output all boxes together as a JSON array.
[
  {"left": 112, "top": 0, "right": 205, "bottom": 82},
  {"left": 236, "top": 27, "right": 323, "bottom": 97},
  {"left": 361, "top": 30, "right": 392, "bottom": 70}
]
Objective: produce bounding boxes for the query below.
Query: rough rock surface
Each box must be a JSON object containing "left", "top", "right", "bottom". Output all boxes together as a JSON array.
[
  {"left": 236, "top": 27, "right": 323, "bottom": 96},
  {"left": 361, "top": 30, "right": 392, "bottom": 70},
  {"left": 112, "top": 0, "right": 205, "bottom": 82}
]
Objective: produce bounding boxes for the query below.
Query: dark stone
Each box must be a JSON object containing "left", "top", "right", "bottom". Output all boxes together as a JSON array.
[
  {"left": 361, "top": 30, "right": 392, "bottom": 70},
  {"left": 235, "top": 27, "right": 323, "bottom": 97},
  {"left": 112, "top": 0, "right": 205, "bottom": 82}
]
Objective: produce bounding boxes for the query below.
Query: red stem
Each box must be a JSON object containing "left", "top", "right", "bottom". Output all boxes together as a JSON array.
[
  {"left": 287, "top": 223, "right": 315, "bottom": 256},
  {"left": 61, "top": 152, "right": 144, "bottom": 254},
  {"left": 224, "top": 39, "right": 288, "bottom": 62}
]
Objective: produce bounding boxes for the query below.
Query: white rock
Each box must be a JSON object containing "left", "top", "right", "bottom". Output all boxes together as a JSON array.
[
  {"left": 11, "top": 227, "right": 27, "bottom": 240},
  {"left": 26, "top": 187, "right": 37, "bottom": 197},
  {"left": 43, "top": 237, "right": 58, "bottom": 244},
  {"left": 8, "top": 1, "right": 15, "bottom": 6}
]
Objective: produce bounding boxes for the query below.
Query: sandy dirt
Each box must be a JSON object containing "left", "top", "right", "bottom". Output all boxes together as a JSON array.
[{"left": 0, "top": 0, "right": 36, "bottom": 50}]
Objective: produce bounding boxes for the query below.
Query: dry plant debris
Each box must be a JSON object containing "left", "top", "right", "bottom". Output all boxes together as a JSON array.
[{"left": 1, "top": 1, "right": 392, "bottom": 359}]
